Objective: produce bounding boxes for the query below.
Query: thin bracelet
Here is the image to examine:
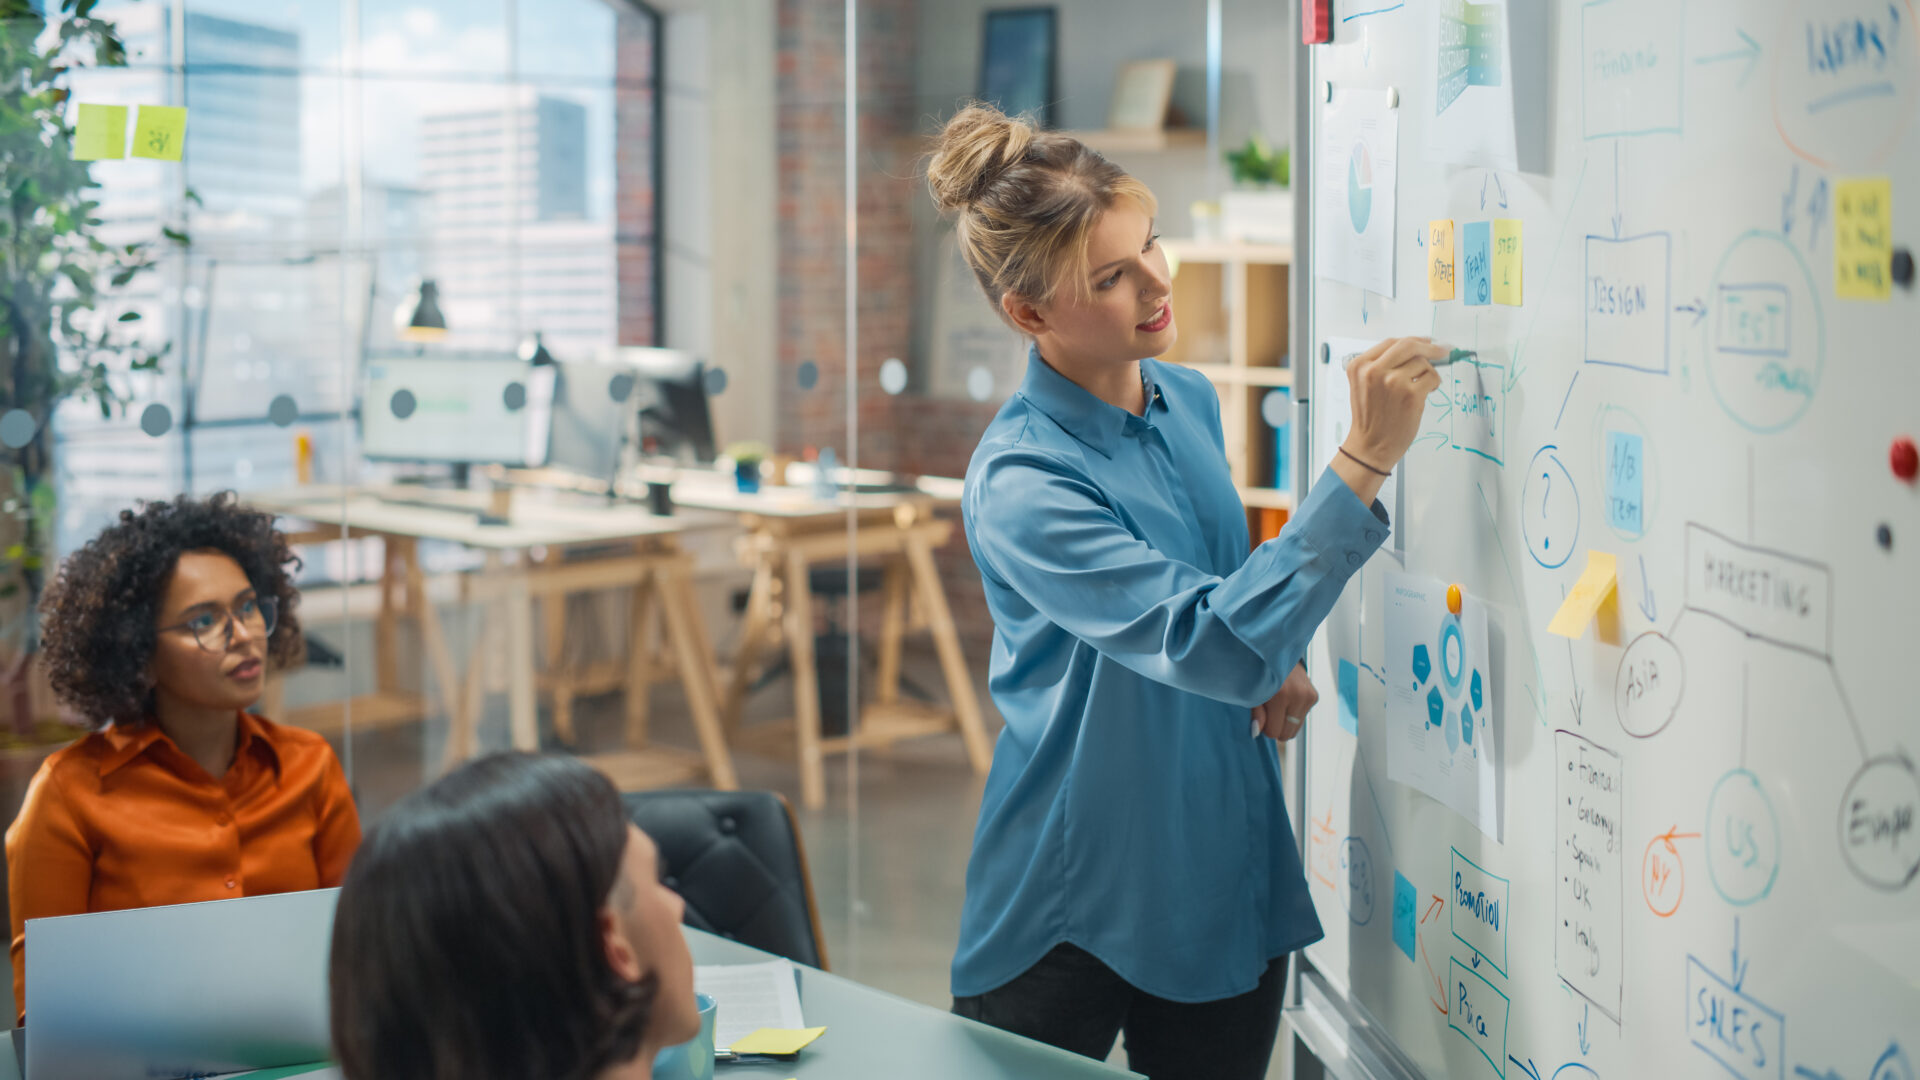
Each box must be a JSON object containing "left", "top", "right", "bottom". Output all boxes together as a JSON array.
[{"left": 1339, "top": 446, "right": 1392, "bottom": 477}]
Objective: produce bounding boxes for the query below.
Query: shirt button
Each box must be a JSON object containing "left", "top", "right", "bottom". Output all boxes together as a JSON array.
[
  {"left": 216, "top": 813, "right": 232, "bottom": 827},
  {"left": 1365, "top": 529, "right": 1383, "bottom": 544},
  {"left": 225, "top": 878, "right": 237, "bottom": 889},
  {"left": 1347, "top": 551, "right": 1362, "bottom": 566}
]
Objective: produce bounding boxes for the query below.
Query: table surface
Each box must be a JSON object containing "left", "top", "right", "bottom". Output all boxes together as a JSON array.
[
  {"left": 3, "top": 928, "right": 1139, "bottom": 1079},
  {"left": 688, "top": 929, "right": 1142, "bottom": 1079},
  {"left": 634, "top": 465, "right": 965, "bottom": 518},
  {"left": 245, "top": 484, "right": 732, "bottom": 550}
]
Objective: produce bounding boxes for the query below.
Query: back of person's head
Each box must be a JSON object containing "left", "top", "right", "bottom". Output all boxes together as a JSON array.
[
  {"left": 925, "top": 102, "right": 1158, "bottom": 317},
  {"left": 329, "top": 753, "right": 671, "bottom": 1080}
]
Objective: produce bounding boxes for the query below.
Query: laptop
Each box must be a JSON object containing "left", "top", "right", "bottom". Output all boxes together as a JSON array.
[{"left": 24, "top": 888, "right": 338, "bottom": 1080}]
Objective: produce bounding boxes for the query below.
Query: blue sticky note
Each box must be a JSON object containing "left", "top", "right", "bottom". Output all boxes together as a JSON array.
[
  {"left": 1605, "top": 430, "right": 1644, "bottom": 536},
  {"left": 1392, "top": 870, "right": 1417, "bottom": 962},
  {"left": 1462, "top": 221, "right": 1492, "bottom": 306},
  {"left": 1338, "top": 659, "right": 1360, "bottom": 735}
]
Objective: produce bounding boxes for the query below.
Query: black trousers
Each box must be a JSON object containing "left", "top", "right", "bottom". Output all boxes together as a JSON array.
[{"left": 952, "top": 943, "right": 1288, "bottom": 1080}]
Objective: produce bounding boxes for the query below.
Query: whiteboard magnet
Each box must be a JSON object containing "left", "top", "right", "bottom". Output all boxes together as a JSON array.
[
  {"left": 1320, "top": 343, "right": 1331, "bottom": 364},
  {"left": 1324, "top": 81, "right": 1334, "bottom": 103},
  {"left": 1387, "top": 86, "right": 1400, "bottom": 109}
]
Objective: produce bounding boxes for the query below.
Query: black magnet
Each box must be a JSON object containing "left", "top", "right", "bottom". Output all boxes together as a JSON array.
[
  {"left": 1893, "top": 248, "right": 1915, "bottom": 288},
  {"left": 1877, "top": 523, "right": 1894, "bottom": 550}
]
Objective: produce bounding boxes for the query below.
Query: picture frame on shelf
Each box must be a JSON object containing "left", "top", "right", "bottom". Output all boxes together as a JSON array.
[
  {"left": 1107, "top": 58, "right": 1177, "bottom": 131},
  {"left": 979, "top": 7, "right": 1058, "bottom": 129}
]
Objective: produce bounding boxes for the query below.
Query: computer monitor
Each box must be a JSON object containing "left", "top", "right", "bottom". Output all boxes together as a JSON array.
[
  {"left": 622, "top": 347, "right": 717, "bottom": 465},
  {"left": 360, "top": 354, "right": 553, "bottom": 467},
  {"left": 544, "top": 360, "right": 634, "bottom": 486}
]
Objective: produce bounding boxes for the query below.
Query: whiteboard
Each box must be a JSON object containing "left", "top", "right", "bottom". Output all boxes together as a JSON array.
[{"left": 1296, "top": 3, "right": 1920, "bottom": 1080}]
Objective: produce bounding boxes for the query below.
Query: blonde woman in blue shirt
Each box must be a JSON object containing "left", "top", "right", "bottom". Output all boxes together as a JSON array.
[{"left": 929, "top": 104, "right": 1442, "bottom": 1080}]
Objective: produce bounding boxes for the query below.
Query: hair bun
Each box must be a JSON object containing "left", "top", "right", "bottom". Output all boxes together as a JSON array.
[{"left": 926, "top": 103, "right": 1036, "bottom": 214}]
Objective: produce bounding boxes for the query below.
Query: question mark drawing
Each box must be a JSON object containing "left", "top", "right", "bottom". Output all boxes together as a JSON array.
[{"left": 1541, "top": 471, "right": 1553, "bottom": 549}]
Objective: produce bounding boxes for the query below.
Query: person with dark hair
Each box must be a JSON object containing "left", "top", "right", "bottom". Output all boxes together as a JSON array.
[
  {"left": 5, "top": 492, "right": 360, "bottom": 1020},
  {"left": 328, "top": 752, "right": 700, "bottom": 1080}
]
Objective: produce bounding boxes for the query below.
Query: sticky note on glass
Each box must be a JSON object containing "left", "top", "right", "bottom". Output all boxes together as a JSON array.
[
  {"left": 73, "top": 103, "right": 128, "bottom": 161},
  {"left": 1492, "top": 218, "right": 1522, "bottom": 306},
  {"left": 731, "top": 1027, "right": 826, "bottom": 1055},
  {"left": 1338, "top": 659, "right": 1360, "bottom": 735},
  {"left": 1392, "top": 870, "right": 1417, "bottom": 962},
  {"left": 130, "top": 105, "right": 187, "bottom": 161},
  {"left": 1462, "top": 221, "right": 1492, "bottom": 306},
  {"left": 1835, "top": 176, "right": 1892, "bottom": 301},
  {"left": 1604, "top": 431, "right": 1643, "bottom": 536},
  {"left": 1548, "top": 550, "right": 1620, "bottom": 643},
  {"left": 1428, "top": 220, "right": 1456, "bottom": 300}
]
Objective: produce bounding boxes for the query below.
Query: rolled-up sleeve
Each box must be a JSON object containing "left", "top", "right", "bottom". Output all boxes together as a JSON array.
[{"left": 970, "top": 451, "right": 1388, "bottom": 708}]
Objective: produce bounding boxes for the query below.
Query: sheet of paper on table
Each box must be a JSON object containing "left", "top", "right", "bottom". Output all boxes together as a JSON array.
[{"left": 695, "top": 958, "right": 807, "bottom": 1050}]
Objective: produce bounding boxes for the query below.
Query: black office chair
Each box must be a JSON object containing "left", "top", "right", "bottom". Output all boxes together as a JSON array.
[{"left": 622, "top": 788, "right": 828, "bottom": 970}]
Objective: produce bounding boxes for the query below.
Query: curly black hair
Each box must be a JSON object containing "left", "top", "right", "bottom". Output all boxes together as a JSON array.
[{"left": 38, "top": 491, "right": 303, "bottom": 728}]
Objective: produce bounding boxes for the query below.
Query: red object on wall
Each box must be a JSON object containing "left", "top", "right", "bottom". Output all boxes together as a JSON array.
[
  {"left": 1892, "top": 436, "right": 1919, "bottom": 482},
  {"left": 1303, "top": 0, "right": 1332, "bottom": 43}
]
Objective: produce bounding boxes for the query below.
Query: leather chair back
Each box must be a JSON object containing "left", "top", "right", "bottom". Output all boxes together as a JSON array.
[{"left": 622, "top": 789, "right": 827, "bottom": 970}]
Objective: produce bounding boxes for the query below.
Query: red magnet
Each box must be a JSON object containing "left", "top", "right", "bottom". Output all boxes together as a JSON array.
[{"left": 1893, "top": 437, "right": 1919, "bottom": 483}]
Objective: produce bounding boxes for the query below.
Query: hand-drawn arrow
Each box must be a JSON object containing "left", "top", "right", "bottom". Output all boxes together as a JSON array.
[
  {"left": 1419, "top": 928, "right": 1448, "bottom": 1014},
  {"left": 1695, "top": 28, "right": 1762, "bottom": 86},
  {"left": 1791, "top": 1067, "right": 1845, "bottom": 1080},
  {"left": 1577, "top": 1002, "right": 1591, "bottom": 1056},
  {"left": 1362, "top": 291, "right": 1370, "bottom": 324},
  {"left": 1731, "top": 916, "right": 1749, "bottom": 992},
  {"left": 1564, "top": 635, "right": 1585, "bottom": 726},
  {"left": 1610, "top": 143, "right": 1625, "bottom": 238},
  {"left": 1410, "top": 430, "right": 1449, "bottom": 452},
  {"left": 1495, "top": 174, "right": 1508, "bottom": 209},
  {"left": 1807, "top": 177, "right": 1830, "bottom": 251},
  {"left": 1638, "top": 554, "right": 1658, "bottom": 621},
  {"left": 1502, "top": 343, "right": 1524, "bottom": 394},
  {"left": 1782, "top": 163, "right": 1800, "bottom": 238},
  {"left": 1472, "top": 951, "right": 1481, "bottom": 970},
  {"left": 1657, "top": 824, "right": 1701, "bottom": 853},
  {"left": 1511, "top": 1058, "right": 1544, "bottom": 1080},
  {"left": 1672, "top": 298, "right": 1708, "bottom": 327}
]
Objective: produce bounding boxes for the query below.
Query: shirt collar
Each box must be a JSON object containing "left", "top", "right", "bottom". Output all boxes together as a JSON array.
[
  {"left": 1016, "top": 344, "right": 1169, "bottom": 460},
  {"left": 97, "top": 711, "right": 283, "bottom": 780}
]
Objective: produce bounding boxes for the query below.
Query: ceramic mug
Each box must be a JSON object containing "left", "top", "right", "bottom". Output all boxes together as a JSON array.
[{"left": 650, "top": 991, "right": 717, "bottom": 1080}]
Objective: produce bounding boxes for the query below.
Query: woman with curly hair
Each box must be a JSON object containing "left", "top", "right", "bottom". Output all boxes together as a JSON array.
[{"left": 5, "top": 492, "right": 360, "bottom": 1020}]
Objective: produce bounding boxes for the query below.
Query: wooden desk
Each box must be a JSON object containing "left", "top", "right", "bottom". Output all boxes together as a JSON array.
[
  {"left": 244, "top": 486, "right": 739, "bottom": 791},
  {"left": 656, "top": 470, "right": 991, "bottom": 810}
]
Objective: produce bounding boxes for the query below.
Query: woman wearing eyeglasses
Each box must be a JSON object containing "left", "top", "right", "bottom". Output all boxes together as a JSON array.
[{"left": 5, "top": 492, "right": 360, "bottom": 1021}]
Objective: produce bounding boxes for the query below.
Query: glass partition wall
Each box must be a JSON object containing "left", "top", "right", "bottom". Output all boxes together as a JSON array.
[{"left": 3, "top": 2, "right": 1301, "bottom": 1075}]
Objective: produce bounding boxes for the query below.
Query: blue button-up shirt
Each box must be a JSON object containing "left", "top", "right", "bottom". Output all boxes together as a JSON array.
[{"left": 951, "top": 348, "right": 1390, "bottom": 1003}]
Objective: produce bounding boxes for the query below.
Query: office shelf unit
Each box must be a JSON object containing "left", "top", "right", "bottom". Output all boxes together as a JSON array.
[{"left": 1158, "top": 239, "right": 1295, "bottom": 536}]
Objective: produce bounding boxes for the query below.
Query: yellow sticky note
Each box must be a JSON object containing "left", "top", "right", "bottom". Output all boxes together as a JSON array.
[
  {"left": 130, "top": 105, "right": 187, "bottom": 161},
  {"left": 1492, "top": 218, "right": 1522, "bottom": 306},
  {"left": 1547, "top": 551, "right": 1620, "bottom": 644},
  {"left": 1428, "top": 219, "right": 1456, "bottom": 301},
  {"left": 1835, "top": 176, "right": 1892, "bottom": 301},
  {"left": 73, "top": 103, "right": 127, "bottom": 161},
  {"left": 730, "top": 1027, "right": 827, "bottom": 1055}
]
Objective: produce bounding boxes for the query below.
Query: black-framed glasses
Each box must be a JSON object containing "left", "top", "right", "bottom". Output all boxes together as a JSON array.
[{"left": 159, "top": 594, "right": 278, "bottom": 653}]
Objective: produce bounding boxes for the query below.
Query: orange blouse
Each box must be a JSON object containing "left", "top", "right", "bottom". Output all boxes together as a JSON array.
[{"left": 5, "top": 712, "right": 360, "bottom": 1020}]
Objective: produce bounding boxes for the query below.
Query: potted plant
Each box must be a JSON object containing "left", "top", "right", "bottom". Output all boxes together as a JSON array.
[
  {"left": 725, "top": 441, "right": 769, "bottom": 494},
  {"left": 0, "top": 0, "right": 185, "bottom": 741},
  {"left": 1220, "top": 136, "right": 1293, "bottom": 245}
]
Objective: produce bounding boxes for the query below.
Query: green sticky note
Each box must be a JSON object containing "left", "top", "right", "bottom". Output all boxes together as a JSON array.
[
  {"left": 73, "top": 103, "right": 127, "bottom": 160},
  {"left": 130, "top": 104, "right": 187, "bottom": 161}
]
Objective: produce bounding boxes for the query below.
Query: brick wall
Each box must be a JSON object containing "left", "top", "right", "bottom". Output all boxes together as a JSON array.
[
  {"left": 614, "top": 7, "right": 658, "bottom": 347},
  {"left": 774, "top": 0, "right": 1008, "bottom": 645}
]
